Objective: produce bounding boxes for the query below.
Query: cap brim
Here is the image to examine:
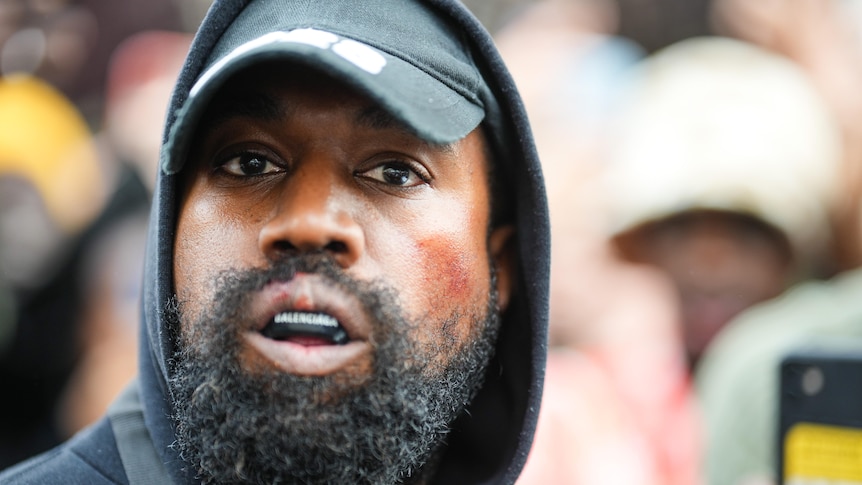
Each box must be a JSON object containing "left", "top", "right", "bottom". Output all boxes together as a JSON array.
[{"left": 163, "top": 29, "right": 485, "bottom": 174}]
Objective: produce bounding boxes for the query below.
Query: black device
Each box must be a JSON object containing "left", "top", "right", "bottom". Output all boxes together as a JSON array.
[{"left": 778, "top": 346, "right": 862, "bottom": 484}]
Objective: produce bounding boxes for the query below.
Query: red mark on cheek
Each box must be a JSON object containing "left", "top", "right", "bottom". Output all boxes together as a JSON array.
[{"left": 416, "top": 237, "right": 474, "bottom": 302}]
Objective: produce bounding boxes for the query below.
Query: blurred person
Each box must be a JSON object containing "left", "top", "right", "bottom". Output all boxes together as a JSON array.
[
  {"left": 0, "top": 176, "right": 68, "bottom": 291},
  {"left": 497, "top": 3, "right": 702, "bottom": 484},
  {"left": 52, "top": 30, "right": 193, "bottom": 438},
  {"left": 0, "top": 0, "right": 184, "bottom": 122},
  {"left": 602, "top": 37, "right": 843, "bottom": 368},
  {"left": 0, "top": 74, "right": 104, "bottom": 240},
  {"left": 516, "top": 267, "right": 700, "bottom": 485},
  {"left": 709, "top": 0, "right": 862, "bottom": 273},
  {"left": 0, "top": 1, "right": 100, "bottom": 104},
  {"left": 695, "top": 4, "right": 862, "bottom": 484},
  {"left": 0, "top": 0, "right": 190, "bottom": 468},
  {"left": 495, "top": 0, "right": 647, "bottom": 342},
  {"left": 615, "top": 0, "right": 712, "bottom": 53},
  {"left": 0, "top": 73, "right": 106, "bottom": 467},
  {"left": 696, "top": 264, "right": 862, "bottom": 485},
  {"left": 99, "top": 30, "right": 192, "bottom": 191},
  {"left": 0, "top": 276, "right": 13, "bottom": 355},
  {"left": 518, "top": 350, "right": 667, "bottom": 485},
  {"left": 55, "top": 209, "right": 148, "bottom": 438},
  {"left": 0, "top": 30, "right": 187, "bottom": 465},
  {"left": 0, "top": 176, "right": 77, "bottom": 466}
]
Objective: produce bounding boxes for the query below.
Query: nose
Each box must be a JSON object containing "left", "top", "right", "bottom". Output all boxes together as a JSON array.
[{"left": 259, "top": 162, "right": 364, "bottom": 268}]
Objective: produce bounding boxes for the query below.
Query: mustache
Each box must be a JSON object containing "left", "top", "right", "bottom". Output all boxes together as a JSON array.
[
  {"left": 215, "top": 252, "right": 361, "bottom": 297},
  {"left": 173, "top": 252, "right": 402, "bottom": 350}
]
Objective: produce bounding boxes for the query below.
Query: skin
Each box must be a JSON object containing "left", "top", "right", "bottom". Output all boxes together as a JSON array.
[
  {"left": 173, "top": 65, "right": 514, "bottom": 381},
  {"left": 616, "top": 210, "right": 791, "bottom": 365}
]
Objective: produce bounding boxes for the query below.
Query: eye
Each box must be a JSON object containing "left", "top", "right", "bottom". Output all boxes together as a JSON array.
[
  {"left": 219, "top": 152, "right": 283, "bottom": 177},
  {"left": 359, "top": 161, "right": 429, "bottom": 187}
]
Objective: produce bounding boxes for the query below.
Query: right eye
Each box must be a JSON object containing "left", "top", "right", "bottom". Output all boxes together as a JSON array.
[{"left": 219, "top": 152, "right": 284, "bottom": 177}]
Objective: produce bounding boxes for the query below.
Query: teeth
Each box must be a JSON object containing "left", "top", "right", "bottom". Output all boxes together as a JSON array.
[
  {"left": 274, "top": 311, "right": 338, "bottom": 328},
  {"left": 262, "top": 311, "right": 349, "bottom": 345}
]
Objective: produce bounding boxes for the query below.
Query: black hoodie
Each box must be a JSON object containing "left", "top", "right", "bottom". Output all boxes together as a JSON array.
[{"left": 0, "top": 1, "right": 549, "bottom": 483}]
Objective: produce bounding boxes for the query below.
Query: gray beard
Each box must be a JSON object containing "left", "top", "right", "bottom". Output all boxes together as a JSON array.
[{"left": 167, "top": 255, "right": 500, "bottom": 484}]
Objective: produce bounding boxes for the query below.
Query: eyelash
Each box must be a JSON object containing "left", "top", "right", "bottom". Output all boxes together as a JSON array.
[
  {"left": 357, "top": 159, "right": 431, "bottom": 188},
  {"left": 213, "top": 149, "right": 431, "bottom": 188},
  {"left": 215, "top": 150, "right": 285, "bottom": 178}
]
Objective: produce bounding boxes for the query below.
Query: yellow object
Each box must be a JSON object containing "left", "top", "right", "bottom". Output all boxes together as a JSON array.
[
  {"left": 785, "top": 422, "right": 862, "bottom": 483},
  {"left": 0, "top": 74, "right": 104, "bottom": 233}
]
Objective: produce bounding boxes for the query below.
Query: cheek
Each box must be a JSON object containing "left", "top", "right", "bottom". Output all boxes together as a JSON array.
[
  {"left": 387, "top": 203, "right": 491, "bottom": 326},
  {"left": 173, "top": 190, "right": 259, "bottom": 315},
  {"left": 415, "top": 237, "right": 477, "bottom": 302},
  {"left": 174, "top": 199, "right": 214, "bottom": 316},
  {"left": 396, "top": 210, "right": 491, "bottom": 355}
]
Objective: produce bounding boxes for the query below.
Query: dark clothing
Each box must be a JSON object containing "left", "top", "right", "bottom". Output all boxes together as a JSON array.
[
  {"left": 0, "top": 166, "right": 150, "bottom": 470},
  {"left": 0, "top": 419, "right": 126, "bottom": 485},
  {"left": 0, "top": 0, "right": 549, "bottom": 483}
]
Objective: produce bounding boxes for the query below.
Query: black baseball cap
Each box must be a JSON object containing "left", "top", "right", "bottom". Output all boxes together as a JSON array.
[{"left": 163, "top": 0, "right": 490, "bottom": 174}]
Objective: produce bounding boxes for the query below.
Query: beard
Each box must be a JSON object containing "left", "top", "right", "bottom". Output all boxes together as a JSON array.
[{"left": 167, "top": 255, "right": 501, "bottom": 484}]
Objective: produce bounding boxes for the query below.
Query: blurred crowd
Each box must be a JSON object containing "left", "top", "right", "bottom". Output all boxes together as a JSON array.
[
  {"left": 3, "top": 0, "right": 862, "bottom": 484},
  {"left": 494, "top": 1, "right": 862, "bottom": 484},
  {"left": 0, "top": 0, "right": 199, "bottom": 468}
]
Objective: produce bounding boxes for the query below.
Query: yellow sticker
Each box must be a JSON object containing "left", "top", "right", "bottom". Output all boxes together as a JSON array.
[{"left": 785, "top": 422, "right": 862, "bottom": 484}]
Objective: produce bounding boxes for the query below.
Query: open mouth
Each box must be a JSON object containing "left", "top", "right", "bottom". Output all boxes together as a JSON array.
[{"left": 260, "top": 311, "right": 349, "bottom": 345}]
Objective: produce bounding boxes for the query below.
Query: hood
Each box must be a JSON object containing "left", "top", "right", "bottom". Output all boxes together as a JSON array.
[{"left": 138, "top": 1, "right": 549, "bottom": 483}]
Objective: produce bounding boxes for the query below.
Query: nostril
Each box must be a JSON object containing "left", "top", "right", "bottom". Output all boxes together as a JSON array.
[
  {"left": 324, "top": 241, "right": 348, "bottom": 253},
  {"left": 269, "top": 239, "right": 348, "bottom": 255},
  {"left": 272, "top": 240, "right": 296, "bottom": 253}
]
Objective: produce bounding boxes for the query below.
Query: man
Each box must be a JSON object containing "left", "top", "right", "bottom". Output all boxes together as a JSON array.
[
  {"left": 0, "top": 0, "right": 550, "bottom": 484},
  {"left": 602, "top": 37, "right": 841, "bottom": 367}
]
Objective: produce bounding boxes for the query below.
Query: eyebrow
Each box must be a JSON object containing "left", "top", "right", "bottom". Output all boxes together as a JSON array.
[
  {"left": 355, "top": 104, "right": 404, "bottom": 131},
  {"left": 356, "top": 105, "right": 457, "bottom": 154}
]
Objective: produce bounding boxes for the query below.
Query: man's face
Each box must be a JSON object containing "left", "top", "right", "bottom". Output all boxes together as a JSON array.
[
  {"left": 617, "top": 211, "right": 790, "bottom": 364},
  {"left": 169, "top": 65, "right": 513, "bottom": 483}
]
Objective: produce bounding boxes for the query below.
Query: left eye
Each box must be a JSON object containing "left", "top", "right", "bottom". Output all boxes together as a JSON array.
[
  {"left": 220, "top": 153, "right": 282, "bottom": 176},
  {"left": 360, "top": 162, "right": 427, "bottom": 187}
]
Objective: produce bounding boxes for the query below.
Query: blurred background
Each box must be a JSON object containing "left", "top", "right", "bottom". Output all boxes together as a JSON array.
[{"left": 3, "top": 1, "right": 862, "bottom": 484}]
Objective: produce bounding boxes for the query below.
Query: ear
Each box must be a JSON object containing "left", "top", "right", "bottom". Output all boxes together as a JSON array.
[{"left": 489, "top": 224, "right": 516, "bottom": 312}]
